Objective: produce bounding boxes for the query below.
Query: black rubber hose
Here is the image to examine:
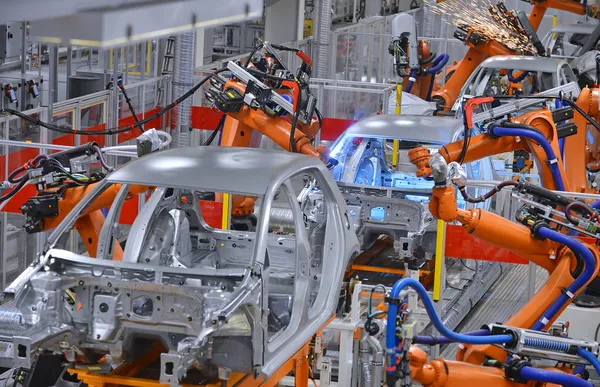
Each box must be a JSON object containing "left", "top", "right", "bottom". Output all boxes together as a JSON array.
[{"left": 203, "top": 114, "right": 226, "bottom": 146}]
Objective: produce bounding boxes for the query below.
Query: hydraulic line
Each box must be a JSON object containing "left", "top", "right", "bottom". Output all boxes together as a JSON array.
[
  {"left": 577, "top": 347, "right": 600, "bottom": 377},
  {"left": 459, "top": 180, "right": 518, "bottom": 203},
  {"left": 508, "top": 70, "right": 529, "bottom": 83},
  {"left": 564, "top": 201, "right": 597, "bottom": 225},
  {"left": 531, "top": 227, "right": 596, "bottom": 330},
  {"left": 405, "top": 69, "right": 418, "bottom": 94},
  {"left": 490, "top": 125, "right": 565, "bottom": 191},
  {"left": 519, "top": 366, "right": 591, "bottom": 387},
  {"left": 385, "top": 278, "right": 513, "bottom": 384},
  {"left": 424, "top": 54, "right": 448, "bottom": 102},
  {"left": 413, "top": 329, "right": 489, "bottom": 345}
]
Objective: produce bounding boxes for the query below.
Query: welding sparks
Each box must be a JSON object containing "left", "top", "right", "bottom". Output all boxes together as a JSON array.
[{"left": 423, "top": 0, "right": 536, "bottom": 54}]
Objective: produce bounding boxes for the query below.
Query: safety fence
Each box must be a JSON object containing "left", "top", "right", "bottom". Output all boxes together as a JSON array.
[{"left": 0, "top": 75, "right": 168, "bottom": 288}]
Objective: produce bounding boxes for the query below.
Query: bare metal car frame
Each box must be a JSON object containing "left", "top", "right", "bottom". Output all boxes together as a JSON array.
[{"left": 0, "top": 147, "right": 359, "bottom": 386}]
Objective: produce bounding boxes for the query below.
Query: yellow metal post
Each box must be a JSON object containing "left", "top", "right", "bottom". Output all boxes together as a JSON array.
[
  {"left": 221, "top": 193, "right": 231, "bottom": 230},
  {"left": 392, "top": 82, "right": 402, "bottom": 166},
  {"left": 433, "top": 220, "right": 446, "bottom": 301}
]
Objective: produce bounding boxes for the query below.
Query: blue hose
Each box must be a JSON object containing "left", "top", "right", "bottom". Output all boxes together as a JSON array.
[
  {"left": 414, "top": 329, "right": 490, "bottom": 345},
  {"left": 508, "top": 69, "right": 529, "bottom": 83},
  {"left": 426, "top": 54, "right": 449, "bottom": 75},
  {"left": 492, "top": 126, "right": 565, "bottom": 191},
  {"left": 405, "top": 69, "right": 418, "bottom": 93},
  {"left": 577, "top": 347, "right": 600, "bottom": 377},
  {"left": 591, "top": 200, "right": 600, "bottom": 209},
  {"left": 426, "top": 74, "right": 435, "bottom": 102},
  {"left": 385, "top": 278, "right": 513, "bottom": 376},
  {"left": 520, "top": 366, "right": 591, "bottom": 387},
  {"left": 531, "top": 227, "right": 596, "bottom": 330}
]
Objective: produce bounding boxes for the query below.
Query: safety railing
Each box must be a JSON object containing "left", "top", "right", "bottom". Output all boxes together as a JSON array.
[
  {"left": 197, "top": 38, "right": 314, "bottom": 73},
  {"left": 310, "top": 78, "right": 395, "bottom": 121},
  {"left": 0, "top": 74, "right": 169, "bottom": 287}
]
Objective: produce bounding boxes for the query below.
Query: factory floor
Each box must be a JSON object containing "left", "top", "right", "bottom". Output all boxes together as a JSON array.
[{"left": 441, "top": 263, "right": 549, "bottom": 359}]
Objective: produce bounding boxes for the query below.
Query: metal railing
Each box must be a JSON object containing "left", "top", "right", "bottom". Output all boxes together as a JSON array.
[{"left": 0, "top": 74, "right": 169, "bottom": 288}]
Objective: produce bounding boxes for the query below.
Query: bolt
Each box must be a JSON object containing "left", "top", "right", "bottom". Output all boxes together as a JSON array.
[
  {"left": 42, "top": 298, "right": 47, "bottom": 303},
  {"left": 31, "top": 306, "right": 36, "bottom": 311},
  {"left": 156, "top": 296, "right": 161, "bottom": 300},
  {"left": 94, "top": 286, "right": 99, "bottom": 290},
  {"left": 188, "top": 317, "right": 193, "bottom": 322},
  {"left": 211, "top": 319, "right": 217, "bottom": 325},
  {"left": 114, "top": 288, "right": 119, "bottom": 292},
  {"left": 126, "top": 313, "right": 131, "bottom": 318},
  {"left": 99, "top": 303, "right": 109, "bottom": 313},
  {"left": 79, "top": 281, "right": 84, "bottom": 286},
  {"left": 126, "top": 293, "right": 131, "bottom": 297},
  {"left": 221, "top": 285, "right": 226, "bottom": 290},
  {"left": 313, "top": 276, "right": 318, "bottom": 280},
  {"left": 96, "top": 334, "right": 101, "bottom": 339},
  {"left": 146, "top": 258, "right": 150, "bottom": 262},
  {"left": 170, "top": 308, "right": 175, "bottom": 313}
]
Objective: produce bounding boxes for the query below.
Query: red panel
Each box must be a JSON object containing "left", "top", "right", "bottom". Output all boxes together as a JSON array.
[
  {"left": 320, "top": 118, "right": 355, "bottom": 141},
  {"left": 199, "top": 200, "right": 222, "bottom": 229},
  {"left": 118, "top": 196, "right": 139, "bottom": 225},
  {"left": 0, "top": 148, "right": 38, "bottom": 180},
  {"left": 445, "top": 224, "right": 528, "bottom": 264},
  {"left": 191, "top": 106, "right": 223, "bottom": 130}
]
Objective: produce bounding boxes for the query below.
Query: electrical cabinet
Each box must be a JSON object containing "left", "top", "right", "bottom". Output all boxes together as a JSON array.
[{"left": 0, "top": 23, "right": 23, "bottom": 63}]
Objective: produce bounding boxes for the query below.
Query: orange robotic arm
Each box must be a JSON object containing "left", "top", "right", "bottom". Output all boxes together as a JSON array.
[
  {"left": 410, "top": 109, "right": 570, "bottom": 191},
  {"left": 214, "top": 79, "right": 327, "bottom": 217},
  {"left": 433, "top": 0, "right": 594, "bottom": 110},
  {"left": 25, "top": 183, "right": 148, "bottom": 259},
  {"left": 529, "top": 0, "right": 592, "bottom": 31},
  {"left": 433, "top": 40, "right": 515, "bottom": 110},
  {"left": 428, "top": 157, "right": 599, "bottom": 364}
]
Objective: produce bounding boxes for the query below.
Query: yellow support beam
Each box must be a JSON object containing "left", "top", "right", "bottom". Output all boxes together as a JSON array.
[
  {"left": 392, "top": 82, "right": 402, "bottom": 166},
  {"left": 221, "top": 193, "right": 230, "bottom": 230},
  {"left": 433, "top": 220, "right": 446, "bottom": 301}
]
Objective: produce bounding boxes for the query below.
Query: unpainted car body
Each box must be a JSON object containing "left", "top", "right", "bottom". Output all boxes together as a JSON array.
[
  {"left": 0, "top": 147, "right": 359, "bottom": 386},
  {"left": 329, "top": 114, "right": 494, "bottom": 267}
]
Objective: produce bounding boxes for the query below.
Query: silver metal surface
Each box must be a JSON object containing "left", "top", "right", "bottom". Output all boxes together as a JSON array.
[
  {"left": 0, "top": 147, "right": 359, "bottom": 385},
  {"left": 477, "top": 55, "right": 571, "bottom": 72},
  {"left": 27, "top": 0, "right": 263, "bottom": 48},
  {"left": 332, "top": 114, "right": 461, "bottom": 145},
  {"left": 107, "top": 146, "right": 318, "bottom": 196}
]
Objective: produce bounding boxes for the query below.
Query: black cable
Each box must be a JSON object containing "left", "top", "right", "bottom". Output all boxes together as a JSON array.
[
  {"left": 315, "top": 107, "right": 323, "bottom": 129},
  {"left": 245, "top": 44, "right": 263, "bottom": 68},
  {"left": 457, "top": 111, "right": 470, "bottom": 164},
  {"left": 595, "top": 322, "right": 600, "bottom": 341},
  {"left": 289, "top": 86, "right": 302, "bottom": 153},
  {"left": 0, "top": 177, "right": 28, "bottom": 204},
  {"left": 203, "top": 114, "right": 226, "bottom": 146},
  {"left": 47, "top": 159, "right": 97, "bottom": 186},
  {"left": 0, "top": 68, "right": 229, "bottom": 136},
  {"left": 460, "top": 259, "right": 476, "bottom": 271},
  {"left": 117, "top": 83, "right": 144, "bottom": 133}
]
